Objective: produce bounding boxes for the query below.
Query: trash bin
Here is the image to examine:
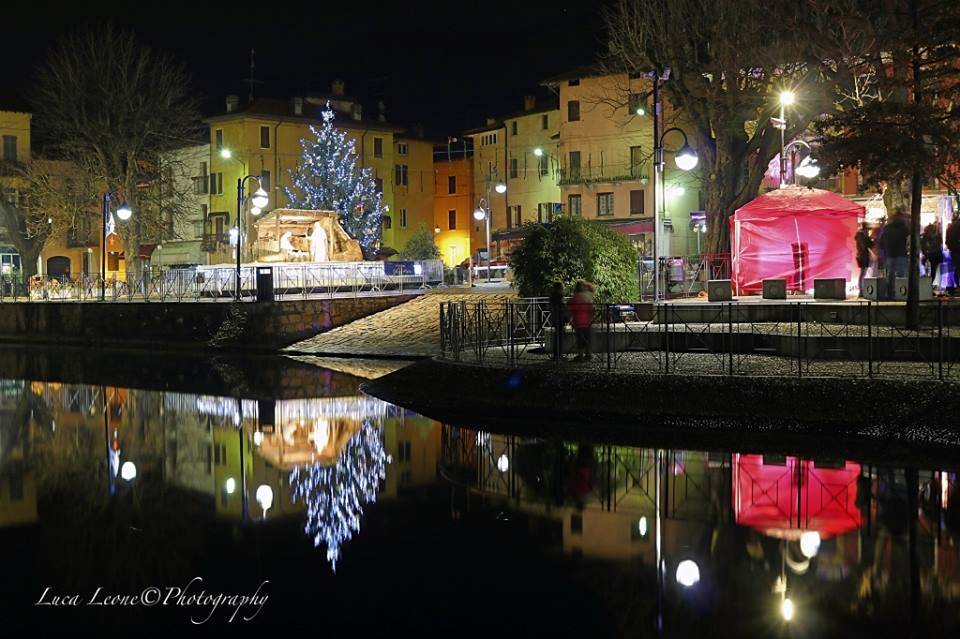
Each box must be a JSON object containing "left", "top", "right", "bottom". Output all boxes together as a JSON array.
[{"left": 256, "top": 266, "right": 274, "bottom": 302}]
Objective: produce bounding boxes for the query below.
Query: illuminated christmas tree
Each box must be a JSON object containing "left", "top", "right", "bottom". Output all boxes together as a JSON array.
[{"left": 285, "top": 103, "right": 385, "bottom": 256}]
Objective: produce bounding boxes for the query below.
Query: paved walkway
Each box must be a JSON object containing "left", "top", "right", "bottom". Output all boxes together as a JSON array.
[{"left": 286, "top": 286, "right": 515, "bottom": 358}]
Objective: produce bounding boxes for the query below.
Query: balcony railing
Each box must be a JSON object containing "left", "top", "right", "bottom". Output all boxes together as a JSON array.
[
  {"left": 201, "top": 232, "right": 230, "bottom": 252},
  {"left": 557, "top": 161, "right": 649, "bottom": 187},
  {"left": 0, "top": 160, "right": 25, "bottom": 177}
]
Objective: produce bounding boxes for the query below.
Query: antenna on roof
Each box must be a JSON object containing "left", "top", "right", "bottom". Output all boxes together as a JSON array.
[{"left": 243, "top": 48, "right": 263, "bottom": 102}]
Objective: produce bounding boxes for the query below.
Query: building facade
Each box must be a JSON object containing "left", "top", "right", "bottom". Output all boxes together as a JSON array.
[
  {"left": 388, "top": 134, "right": 436, "bottom": 252},
  {"left": 433, "top": 149, "right": 474, "bottom": 267}
]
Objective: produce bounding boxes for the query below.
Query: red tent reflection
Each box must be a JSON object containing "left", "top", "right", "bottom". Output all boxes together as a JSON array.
[{"left": 733, "top": 454, "right": 862, "bottom": 540}]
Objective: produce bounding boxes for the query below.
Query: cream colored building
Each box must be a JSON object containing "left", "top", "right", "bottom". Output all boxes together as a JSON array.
[
  {"left": 389, "top": 134, "right": 436, "bottom": 251},
  {"left": 464, "top": 96, "right": 561, "bottom": 259},
  {"left": 543, "top": 71, "right": 702, "bottom": 258},
  {"left": 154, "top": 143, "right": 211, "bottom": 267}
]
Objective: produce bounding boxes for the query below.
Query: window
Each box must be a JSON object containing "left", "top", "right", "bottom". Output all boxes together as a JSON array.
[
  {"left": 383, "top": 216, "right": 392, "bottom": 230},
  {"left": 598, "top": 192, "right": 614, "bottom": 216},
  {"left": 214, "top": 129, "right": 223, "bottom": 151},
  {"left": 2, "top": 136, "right": 16, "bottom": 162},
  {"left": 571, "top": 513, "right": 583, "bottom": 533},
  {"left": 630, "top": 190, "right": 645, "bottom": 215},
  {"left": 568, "top": 194, "right": 582, "bottom": 217},
  {"left": 542, "top": 114, "right": 549, "bottom": 130},
  {"left": 567, "top": 100, "right": 580, "bottom": 122},
  {"left": 214, "top": 443, "right": 227, "bottom": 465},
  {"left": 260, "top": 126, "right": 270, "bottom": 148},
  {"left": 510, "top": 158, "right": 518, "bottom": 179},
  {"left": 209, "top": 173, "right": 223, "bottom": 195},
  {"left": 538, "top": 154, "right": 548, "bottom": 177},
  {"left": 629, "top": 93, "right": 644, "bottom": 115},
  {"left": 511, "top": 121, "right": 518, "bottom": 135},
  {"left": 448, "top": 209, "right": 457, "bottom": 230},
  {"left": 514, "top": 205, "right": 522, "bottom": 227},
  {"left": 375, "top": 177, "right": 383, "bottom": 193},
  {"left": 630, "top": 146, "right": 644, "bottom": 177},
  {"left": 260, "top": 170, "right": 270, "bottom": 192},
  {"left": 373, "top": 137, "right": 383, "bottom": 158},
  {"left": 448, "top": 175, "right": 456, "bottom": 194},
  {"left": 538, "top": 203, "right": 557, "bottom": 223},
  {"left": 400, "top": 209, "right": 408, "bottom": 228},
  {"left": 398, "top": 142, "right": 408, "bottom": 156},
  {"left": 568, "top": 79, "right": 580, "bottom": 86},
  {"left": 395, "top": 164, "right": 409, "bottom": 186},
  {"left": 568, "top": 151, "right": 581, "bottom": 179}
]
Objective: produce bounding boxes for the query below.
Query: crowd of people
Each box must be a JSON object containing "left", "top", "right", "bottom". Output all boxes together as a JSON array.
[{"left": 854, "top": 207, "right": 960, "bottom": 298}]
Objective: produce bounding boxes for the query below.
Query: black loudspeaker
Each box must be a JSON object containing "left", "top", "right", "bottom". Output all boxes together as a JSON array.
[
  {"left": 861, "top": 277, "right": 884, "bottom": 301},
  {"left": 893, "top": 277, "right": 934, "bottom": 301},
  {"left": 814, "top": 278, "right": 846, "bottom": 300},
  {"left": 708, "top": 279, "right": 732, "bottom": 302},
  {"left": 762, "top": 279, "right": 787, "bottom": 300}
]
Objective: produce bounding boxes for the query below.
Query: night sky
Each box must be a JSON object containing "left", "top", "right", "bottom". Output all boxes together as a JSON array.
[{"left": 4, "top": 1, "right": 607, "bottom": 138}]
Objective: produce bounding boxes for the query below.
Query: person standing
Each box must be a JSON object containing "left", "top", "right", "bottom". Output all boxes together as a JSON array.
[
  {"left": 920, "top": 221, "right": 943, "bottom": 289},
  {"left": 855, "top": 222, "right": 874, "bottom": 296},
  {"left": 947, "top": 212, "right": 960, "bottom": 295},
  {"left": 882, "top": 207, "right": 910, "bottom": 299},
  {"left": 567, "top": 280, "right": 595, "bottom": 362}
]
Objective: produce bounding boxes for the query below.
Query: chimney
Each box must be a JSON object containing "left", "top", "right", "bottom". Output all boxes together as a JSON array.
[
  {"left": 523, "top": 95, "right": 536, "bottom": 111},
  {"left": 225, "top": 95, "right": 240, "bottom": 113},
  {"left": 292, "top": 96, "right": 303, "bottom": 116},
  {"left": 332, "top": 80, "right": 345, "bottom": 96},
  {"left": 485, "top": 117, "right": 497, "bottom": 127},
  {"left": 414, "top": 124, "right": 425, "bottom": 138},
  {"left": 351, "top": 103, "right": 362, "bottom": 121},
  {"left": 378, "top": 100, "right": 386, "bottom": 123}
]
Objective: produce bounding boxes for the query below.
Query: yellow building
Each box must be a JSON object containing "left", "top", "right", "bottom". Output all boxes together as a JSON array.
[
  {"left": 433, "top": 149, "right": 474, "bottom": 266},
  {"left": 464, "top": 96, "right": 562, "bottom": 259},
  {"left": 388, "top": 134, "right": 436, "bottom": 252},
  {"left": 0, "top": 107, "right": 32, "bottom": 273},
  {"left": 543, "top": 71, "right": 702, "bottom": 257},
  {"left": 204, "top": 85, "right": 408, "bottom": 264}
]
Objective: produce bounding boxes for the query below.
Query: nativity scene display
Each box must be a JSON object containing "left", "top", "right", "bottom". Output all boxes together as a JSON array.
[{"left": 252, "top": 209, "right": 363, "bottom": 263}]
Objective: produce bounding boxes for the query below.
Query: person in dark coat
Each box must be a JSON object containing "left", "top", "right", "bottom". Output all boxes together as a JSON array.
[
  {"left": 882, "top": 207, "right": 910, "bottom": 299},
  {"left": 854, "top": 222, "right": 874, "bottom": 296},
  {"left": 947, "top": 212, "right": 960, "bottom": 295},
  {"left": 920, "top": 221, "right": 943, "bottom": 289}
]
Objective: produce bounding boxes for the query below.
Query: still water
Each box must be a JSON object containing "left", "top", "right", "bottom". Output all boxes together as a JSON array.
[{"left": 0, "top": 349, "right": 957, "bottom": 636}]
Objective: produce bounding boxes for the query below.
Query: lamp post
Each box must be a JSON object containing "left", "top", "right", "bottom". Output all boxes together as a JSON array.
[
  {"left": 233, "top": 175, "right": 269, "bottom": 301},
  {"left": 653, "top": 126, "right": 698, "bottom": 301},
  {"left": 101, "top": 192, "right": 132, "bottom": 301},
  {"left": 473, "top": 177, "right": 506, "bottom": 283},
  {"left": 775, "top": 91, "right": 796, "bottom": 188},
  {"left": 784, "top": 139, "right": 820, "bottom": 185}
]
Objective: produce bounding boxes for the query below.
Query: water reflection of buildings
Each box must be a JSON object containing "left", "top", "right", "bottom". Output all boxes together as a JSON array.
[{"left": 440, "top": 426, "right": 960, "bottom": 622}]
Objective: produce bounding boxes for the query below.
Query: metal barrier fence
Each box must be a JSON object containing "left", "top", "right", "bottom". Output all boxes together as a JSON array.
[
  {"left": 0, "top": 259, "right": 445, "bottom": 302},
  {"left": 639, "top": 253, "right": 732, "bottom": 301},
  {"left": 439, "top": 299, "right": 960, "bottom": 381}
]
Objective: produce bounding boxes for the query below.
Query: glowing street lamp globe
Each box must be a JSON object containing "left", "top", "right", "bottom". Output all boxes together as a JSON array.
[
  {"left": 251, "top": 187, "right": 269, "bottom": 209},
  {"left": 225, "top": 477, "right": 237, "bottom": 495},
  {"left": 781, "top": 597, "right": 795, "bottom": 621},
  {"left": 497, "top": 454, "right": 509, "bottom": 473},
  {"left": 780, "top": 91, "right": 796, "bottom": 107},
  {"left": 220, "top": 148, "right": 233, "bottom": 159},
  {"left": 473, "top": 208, "right": 486, "bottom": 221},
  {"left": 799, "top": 531, "right": 821, "bottom": 558},
  {"left": 675, "top": 559, "right": 700, "bottom": 587},
  {"left": 494, "top": 181, "right": 507, "bottom": 194},
  {"left": 120, "top": 461, "right": 137, "bottom": 482},
  {"left": 251, "top": 207, "right": 262, "bottom": 217},
  {"left": 116, "top": 202, "right": 132, "bottom": 221},
  {"left": 533, "top": 147, "right": 544, "bottom": 157},
  {"left": 675, "top": 143, "right": 699, "bottom": 171},
  {"left": 256, "top": 485, "right": 274, "bottom": 511}
]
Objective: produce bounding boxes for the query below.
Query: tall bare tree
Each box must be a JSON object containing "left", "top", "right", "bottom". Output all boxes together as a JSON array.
[
  {"left": 600, "top": 0, "right": 836, "bottom": 254},
  {"left": 31, "top": 24, "right": 202, "bottom": 273},
  {"left": 813, "top": 0, "right": 960, "bottom": 326}
]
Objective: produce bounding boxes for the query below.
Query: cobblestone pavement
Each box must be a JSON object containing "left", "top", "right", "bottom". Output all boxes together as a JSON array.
[{"left": 286, "top": 287, "right": 516, "bottom": 357}]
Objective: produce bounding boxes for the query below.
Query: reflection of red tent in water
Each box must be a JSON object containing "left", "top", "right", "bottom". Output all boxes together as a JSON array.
[
  {"left": 733, "top": 454, "right": 862, "bottom": 540},
  {"left": 730, "top": 186, "right": 864, "bottom": 295}
]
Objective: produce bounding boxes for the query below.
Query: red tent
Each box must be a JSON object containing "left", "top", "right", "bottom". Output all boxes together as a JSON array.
[{"left": 730, "top": 186, "right": 864, "bottom": 295}]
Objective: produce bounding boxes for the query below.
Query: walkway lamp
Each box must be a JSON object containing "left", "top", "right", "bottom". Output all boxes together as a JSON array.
[
  {"left": 475, "top": 175, "right": 507, "bottom": 283},
  {"left": 101, "top": 192, "right": 132, "bottom": 301},
  {"left": 234, "top": 175, "right": 268, "bottom": 301},
  {"left": 774, "top": 90, "right": 796, "bottom": 188},
  {"left": 653, "top": 124, "right": 698, "bottom": 301}
]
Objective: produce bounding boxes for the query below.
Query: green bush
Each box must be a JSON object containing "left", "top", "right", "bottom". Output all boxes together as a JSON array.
[
  {"left": 398, "top": 224, "right": 441, "bottom": 261},
  {"left": 509, "top": 217, "right": 638, "bottom": 302}
]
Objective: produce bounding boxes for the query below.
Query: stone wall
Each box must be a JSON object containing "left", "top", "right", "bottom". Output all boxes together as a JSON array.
[{"left": 0, "top": 295, "right": 418, "bottom": 351}]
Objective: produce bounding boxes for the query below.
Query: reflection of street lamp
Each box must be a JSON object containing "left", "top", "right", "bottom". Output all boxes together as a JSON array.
[
  {"left": 780, "top": 597, "right": 795, "bottom": 621},
  {"left": 256, "top": 484, "right": 274, "bottom": 517},
  {"left": 120, "top": 461, "right": 137, "bottom": 482},
  {"left": 675, "top": 559, "right": 700, "bottom": 587},
  {"left": 101, "top": 192, "right": 132, "bottom": 301}
]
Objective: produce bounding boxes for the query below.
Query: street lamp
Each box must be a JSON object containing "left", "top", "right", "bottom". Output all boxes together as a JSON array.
[
  {"left": 775, "top": 90, "right": 796, "bottom": 188},
  {"left": 474, "top": 175, "right": 507, "bottom": 283},
  {"left": 234, "top": 175, "right": 268, "bottom": 301},
  {"left": 653, "top": 125, "right": 698, "bottom": 301},
  {"left": 101, "top": 191, "right": 132, "bottom": 301},
  {"left": 784, "top": 139, "right": 821, "bottom": 183}
]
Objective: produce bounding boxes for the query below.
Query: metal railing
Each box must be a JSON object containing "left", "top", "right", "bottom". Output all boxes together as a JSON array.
[
  {"left": 439, "top": 298, "right": 960, "bottom": 381},
  {"left": 0, "top": 259, "right": 445, "bottom": 303},
  {"left": 639, "top": 253, "right": 732, "bottom": 301}
]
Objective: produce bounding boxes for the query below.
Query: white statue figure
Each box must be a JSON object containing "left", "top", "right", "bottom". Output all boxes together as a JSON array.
[
  {"left": 280, "top": 231, "right": 296, "bottom": 254},
  {"left": 309, "top": 221, "right": 328, "bottom": 262}
]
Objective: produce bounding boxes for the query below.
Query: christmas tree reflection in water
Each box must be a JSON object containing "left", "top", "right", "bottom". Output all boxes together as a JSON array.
[{"left": 289, "top": 419, "right": 391, "bottom": 571}]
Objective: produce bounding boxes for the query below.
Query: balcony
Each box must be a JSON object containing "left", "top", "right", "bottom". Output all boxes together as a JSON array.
[
  {"left": 558, "top": 161, "right": 649, "bottom": 187},
  {"left": 0, "top": 160, "right": 25, "bottom": 177},
  {"left": 66, "top": 229, "right": 98, "bottom": 248}
]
